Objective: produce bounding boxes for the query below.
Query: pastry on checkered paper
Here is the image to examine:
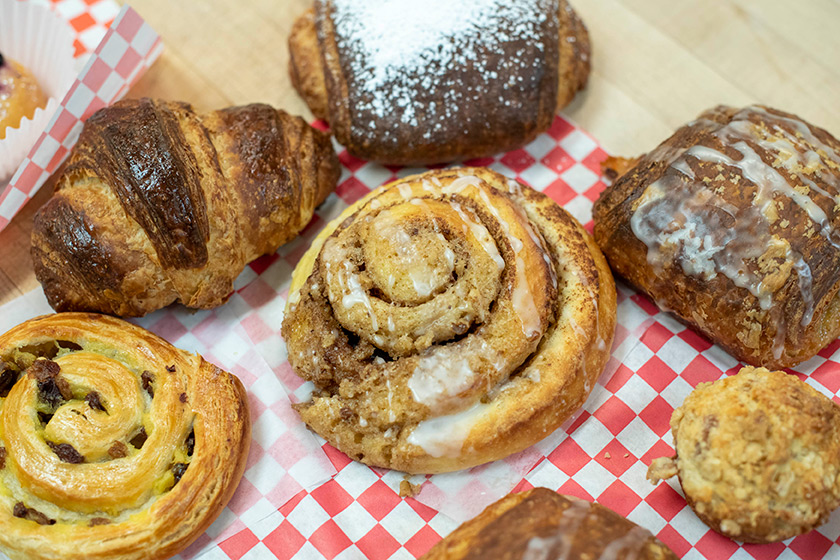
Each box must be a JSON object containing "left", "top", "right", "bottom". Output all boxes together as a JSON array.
[
  {"left": 288, "top": 0, "right": 590, "bottom": 165},
  {"left": 31, "top": 97, "right": 340, "bottom": 317},
  {"left": 0, "top": 313, "right": 250, "bottom": 560},
  {"left": 421, "top": 487, "right": 677, "bottom": 559},
  {"left": 647, "top": 366, "right": 840, "bottom": 544},
  {"left": 593, "top": 105, "right": 840, "bottom": 369},
  {"left": 282, "top": 167, "right": 616, "bottom": 473}
]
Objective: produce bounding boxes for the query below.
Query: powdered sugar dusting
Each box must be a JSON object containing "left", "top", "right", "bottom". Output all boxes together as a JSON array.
[{"left": 317, "top": 0, "right": 559, "bottom": 154}]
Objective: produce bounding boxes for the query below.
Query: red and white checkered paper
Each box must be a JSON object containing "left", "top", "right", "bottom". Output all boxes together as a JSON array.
[
  {"left": 0, "top": 0, "right": 162, "bottom": 230},
  {"left": 3, "top": 107, "right": 840, "bottom": 559}
]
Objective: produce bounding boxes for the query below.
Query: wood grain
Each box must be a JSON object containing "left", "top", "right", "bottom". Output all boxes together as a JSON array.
[{"left": 1, "top": 0, "right": 838, "bottom": 307}]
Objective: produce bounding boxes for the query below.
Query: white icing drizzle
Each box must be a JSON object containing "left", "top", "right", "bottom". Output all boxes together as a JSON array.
[
  {"left": 630, "top": 106, "right": 840, "bottom": 351},
  {"left": 443, "top": 174, "right": 484, "bottom": 195},
  {"left": 334, "top": 262, "right": 379, "bottom": 331},
  {"left": 375, "top": 207, "right": 452, "bottom": 299},
  {"left": 406, "top": 402, "right": 489, "bottom": 457},
  {"left": 450, "top": 201, "right": 505, "bottom": 270},
  {"left": 408, "top": 337, "right": 505, "bottom": 411},
  {"left": 407, "top": 347, "right": 477, "bottom": 408},
  {"left": 595, "top": 526, "right": 652, "bottom": 560},
  {"left": 332, "top": 261, "right": 379, "bottom": 331},
  {"left": 521, "top": 499, "right": 591, "bottom": 560},
  {"left": 474, "top": 186, "right": 541, "bottom": 338}
]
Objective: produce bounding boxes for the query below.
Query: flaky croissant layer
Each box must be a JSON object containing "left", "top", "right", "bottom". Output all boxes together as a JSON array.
[{"left": 32, "top": 98, "right": 340, "bottom": 317}]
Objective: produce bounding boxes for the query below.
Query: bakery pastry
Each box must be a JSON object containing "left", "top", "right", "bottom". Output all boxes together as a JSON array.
[
  {"left": 593, "top": 105, "right": 840, "bottom": 369},
  {"left": 421, "top": 487, "right": 677, "bottom": 560},
  {"left": 647, "top": 366, "right": 840, "bottom": 543},
  {"left": 288, "top": 0, "right": 590, "bottom": 165},
  {"left": 282, "top": 167, "right": 616, "bottom": 473},
  {"left": 0, "top": 313, "right": 250, "bottom": 560},
  {"left": 31, "top": 97, "right": 340, "bottom": 317},
  {"left": 0, "top": 52, "right": 47, "bottom": 140}
]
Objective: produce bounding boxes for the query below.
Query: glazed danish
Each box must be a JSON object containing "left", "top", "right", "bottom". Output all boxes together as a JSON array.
[
  {"left": 422, "top": 488, "right": 677, "bottom": 559},
  {"left": 0, "top": 313, "right": 250, "bottom": 560},
  {"left": 594, "top": 105, "right": 840, "bottom": 369},
  {"left": 282, "top": 167, "right": 616, "bottom": 473}
]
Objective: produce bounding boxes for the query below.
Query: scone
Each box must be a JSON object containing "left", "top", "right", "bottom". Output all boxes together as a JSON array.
[
  {"left": 288, "top": 0, "right": 590, "bottom": 165},
  {"left": 282, "top": 167, "right": 616, "bottom": 473},
  {"left": 0, "top": 313, "right": 251, "bottom": 560},
  {"left": 594, "top": 105, "right": 840, "bottom": 369},
  {"left": 0, "top": 53, "right": 47, "bottom": 140},
  {"left": 422, "top": 487, "right": 677, "bottom": 560},
  {"left": 647, "top": 366, "right": 840, "bottom": 543}
]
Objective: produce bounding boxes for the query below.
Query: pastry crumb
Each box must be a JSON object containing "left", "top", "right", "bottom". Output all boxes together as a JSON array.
[
  {"left": 646, "top": 456, "right": 678, "bottom": 484},
  {"left": 399, "top": 478, "right": 422, "bottom": 498}
]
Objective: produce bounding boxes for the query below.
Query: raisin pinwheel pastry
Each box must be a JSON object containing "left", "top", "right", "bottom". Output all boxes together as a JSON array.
[
  {"left": 283, "top": 167, "right": 616, "bottom": 473},
  {"left": 0, "top": 313, "right": 250, "bottom": 560},
  {"left": 288, "top": 0, "right": 590, "bottom": 165},
  {"left": 594, "top": 105, "right": 840, "bottom": 369}
]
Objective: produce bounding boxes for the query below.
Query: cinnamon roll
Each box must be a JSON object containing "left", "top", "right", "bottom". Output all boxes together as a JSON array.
[
  {"left": 0, "top": 313, "right": 250, "bottom": 560},
  {"left": 282, "top": 167, "right": 616, "bottom": 473}
]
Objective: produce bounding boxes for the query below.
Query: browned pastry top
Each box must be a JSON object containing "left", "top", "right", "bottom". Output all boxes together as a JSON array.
[
  {"left": 282, "top": 167, "right": 616, "bottom": 474},
  {"left": 647, "top": 366, "right": 840, "bottom": 543},
  {"left": 317, "top": 0, "right": 559, "bottom": 161},
  {"left": 82, "top": 99, "right": 211, "bottom": 270},
  {"left": 594, "top": 105, "right": 840, "bottom": 368},
  {"left": 294, "top": 0, "right": 589, "bottom": 165},
  {"left": 32, "top": 98, "right": 339, "bottom": 317},
  {"left": 422, "top": 488, "right": 677, "bottom": 560},
  {"left": 0, "top": 313, "right": 250, "bottom": 560}
]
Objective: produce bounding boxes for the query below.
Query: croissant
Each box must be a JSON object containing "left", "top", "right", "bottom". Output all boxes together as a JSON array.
[
  {"left": 0, "top": 313, "right": 250, "bottom": 560},
  {"left": 594, "top": 105, "right": 840, "bottom": 369},
  {"left": 421, "top": 488, "right": 677, "bottom": 560},
  {"left": 288, "top": 0, "right": 590, "bottom": 165},
  {"left": 32, "top": 97, "right": 340, "bottom": 317},
  {"left": 282, "top": 167, "right": 616, "bottom": 473}
]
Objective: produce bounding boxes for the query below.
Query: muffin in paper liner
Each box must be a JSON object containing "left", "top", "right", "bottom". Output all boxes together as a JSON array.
[{"left": 0, "top": 0, "right": 77, "bottom": 184}]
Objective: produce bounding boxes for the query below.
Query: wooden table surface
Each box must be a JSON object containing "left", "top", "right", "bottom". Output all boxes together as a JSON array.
[{"left": 1, "top": 0, "right": 839, "bottom": 307}]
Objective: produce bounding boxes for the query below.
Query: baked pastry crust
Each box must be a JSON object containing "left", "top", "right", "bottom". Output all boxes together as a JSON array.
[
  {"left": 282, "top": 167, "right": 616, "bottom": 473},
  {"left": 31, "top": 97, "right": 340, "bottom": 317},
  {"left": 0, "top": 313, "right": 250, "bottom": 560},
  {"left": 422, "top": 487, "right": 677, "bottom": 560},
  {"left": 288, "top": 0, "right": 590, "bottom": 165},
  {"left": 593, "top": 105, "right": 840, "bottom": 369},
  {"left": 647, "top": 366, "right": 840, "bottom": 543}
]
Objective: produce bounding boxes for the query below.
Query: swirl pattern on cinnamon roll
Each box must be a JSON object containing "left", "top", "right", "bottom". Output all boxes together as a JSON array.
[
  {"left": 283, "top": 168, "right": 616, "bottom": 473},
  {"left": 0, "top": 313, "right": 250, "bottom": 560}
]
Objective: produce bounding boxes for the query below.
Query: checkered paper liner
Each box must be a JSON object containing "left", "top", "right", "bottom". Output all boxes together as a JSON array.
[
  {"left": 2, "top": 112, "right": 840, "bottom": 560},
  {"left": 231, "top": 116, "right": 840, "bottom": 560},
  {"left": 0, "top": 286, "right": 338, "bottom": 560},
  {"left": 0, "top": 1, "right": 162, "bottom": 230}
]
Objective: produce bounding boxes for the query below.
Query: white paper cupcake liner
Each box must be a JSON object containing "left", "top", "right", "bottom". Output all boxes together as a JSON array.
[{"left": 0, "top": 0, "right": 77, "bottom": 183}]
